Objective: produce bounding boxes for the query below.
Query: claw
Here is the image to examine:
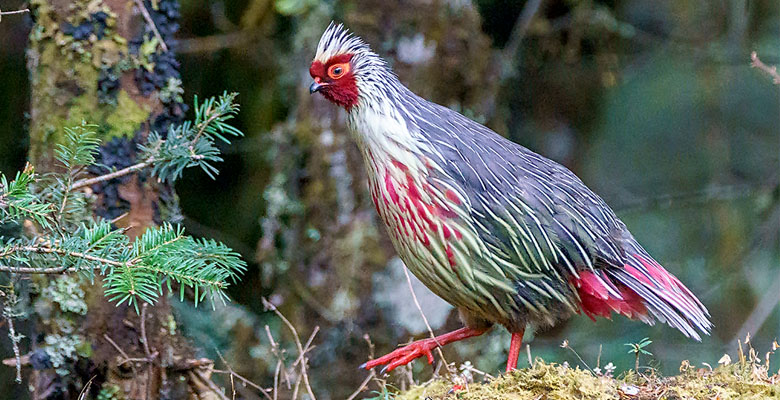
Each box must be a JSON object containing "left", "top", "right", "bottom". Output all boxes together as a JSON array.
[
  {"left": 358, "top": 362, "right": 367, "bottom": 370},
  {"left": 362, "top": 337, "right": 439, "bottom": 374},
  {"left": 359, "top": 327, "right": 488, "bottom": 374}
]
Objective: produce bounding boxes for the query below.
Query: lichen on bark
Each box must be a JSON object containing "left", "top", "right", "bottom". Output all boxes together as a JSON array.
[{"left": 22, "top": 1, "right": 200, "bottom": 399}]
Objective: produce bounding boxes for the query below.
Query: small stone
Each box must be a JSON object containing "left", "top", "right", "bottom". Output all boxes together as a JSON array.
[{"left": 620, "top": 384, "right": 639, "bottom": 396}]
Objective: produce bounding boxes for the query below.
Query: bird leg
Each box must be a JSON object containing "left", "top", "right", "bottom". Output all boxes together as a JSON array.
[
  {"left": 506, "top": 329, "right": 525, "bottom": 372},
  {"left": 361, "top": 326, "right": 488, "bottom": 373}
]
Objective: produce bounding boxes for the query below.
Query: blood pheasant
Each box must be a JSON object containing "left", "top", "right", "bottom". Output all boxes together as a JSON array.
[{"left": 309, "top": 23, "right": 712, "bottom": 373}]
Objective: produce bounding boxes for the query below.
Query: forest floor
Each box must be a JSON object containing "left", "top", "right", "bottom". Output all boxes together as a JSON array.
[{"left": 387, "top": 354, "right": 780, "bottom": 400}]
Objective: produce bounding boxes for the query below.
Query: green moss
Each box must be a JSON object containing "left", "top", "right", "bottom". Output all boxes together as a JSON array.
[
  {"left": 97, "top": 384, "right": 125, "bottom": 400},
  {"left": 105, "top": 90, "right": 151, "bottom": 138},
  {"left": 27, "top": 0, "right": 149, "bottom": 164},
  {"left": 393, "top": 360, "right": 780, "bottom": 400}
]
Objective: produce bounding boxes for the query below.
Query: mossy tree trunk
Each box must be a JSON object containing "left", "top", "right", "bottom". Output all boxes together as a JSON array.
[{"left": 25, "top": 1, "right": 208, "bottom": 399}]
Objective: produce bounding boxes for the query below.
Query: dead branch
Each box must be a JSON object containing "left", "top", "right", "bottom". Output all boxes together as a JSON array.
[
  {"left": 71, "top": 160, "right": 153, "bottom": 190},
  {"left": 0, "top": 7, "right": 29, "bottom": 23},
  {"left": 178, "top": 30, "right": 262, "bottom": 54},
  {"left": 345, "top": 370, "right": 375, "bottom": 400},
  {"left": 214, "top": 350, "right": 271, "bottom": 400},
  {"left": 751, "top": 51, "right": 780, "bottom": 84},
  {"left": 133, "top": 0, "right": 168, "bottom": 52},
  {"left": 262, "top": 298, "right": 317, "bottom": 400},
  {"left": 6, "top": 314, "right": 21, "bottom": 382}
]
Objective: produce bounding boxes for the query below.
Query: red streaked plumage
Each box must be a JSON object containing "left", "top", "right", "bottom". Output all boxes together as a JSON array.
[
  {"left": 310, "top": 22, "right": 711, "bottom": 376},
  {"left": 573, "top": 270, "right": 648, "bottom": 321}
]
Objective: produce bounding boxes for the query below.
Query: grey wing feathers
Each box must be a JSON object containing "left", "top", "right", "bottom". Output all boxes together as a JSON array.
[
  {"left": 404, "top": 96, "right": 711, "bottom": 338},
  {"left": 409, "top": 99, "right": 628, "bottom": 279}
]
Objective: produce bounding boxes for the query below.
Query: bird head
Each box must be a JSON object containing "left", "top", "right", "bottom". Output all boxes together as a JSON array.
[{"left": 309, "top": 23, "right": 388, "bottom": 111}]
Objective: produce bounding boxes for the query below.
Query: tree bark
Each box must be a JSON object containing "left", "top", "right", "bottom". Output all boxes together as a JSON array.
[{"left": 25, "top": 1, "right": 205, "bottom": 399}]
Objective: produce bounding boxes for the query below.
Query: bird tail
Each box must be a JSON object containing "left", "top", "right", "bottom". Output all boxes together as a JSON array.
[{"left": 607, "top": 253, "right": 712, "bottom": 340}]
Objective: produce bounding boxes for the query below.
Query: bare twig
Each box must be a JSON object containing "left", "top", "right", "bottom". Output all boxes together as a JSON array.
[
  {"left": 103, "top": 332, "right": 141, "bottom": 394},
  {"left": 345, "top": 370, "right": 375, "bottom": 400},
  {"left": 140, "top": 304, "right": 153, "bottom": 357},
  {"left": 0, "top": 7, "right": 29, "bottom": 23},
  {"left": 731, "top": 257, "right": 780, "bottom": 345},
  {"left": 262, "top": 298, "right": 317, "bottom": 400},
  {"left": 615, "top": 181, "right": 774, "bottom": 214},
  {"left": 402, "top": 265, "right": 449, "bottom": 371},
  {"left": 751, "top": 51, "right": 780, "bottom": 84},
  {"left": 503, "top": 0, "right": 544, "bottom": 64},
  {"left": 1, "top": 353, "right": 30, "bottom": 367},
  {"left": 264, "top": 324, "right": 290, "bottom": 392},
  {"left": 6, "top": 314, "right": 21, "bottom": 382},
  {"left": 77, "top": 376, "right": 97, "bottom": 400},
  {"left": 140, "top": 304, "right": 155, "bottom": 400},
  {"left": 103, "top": 334, "right": 132, "bottom": 361},
  {"left": 560, "top": 339, "right": 592, "bottom": 372},
  {"left": 178, "top": 30, "right": 261, "bottom": 54},
  {"left": 729, "top": 204, "right": 780, "bottom": 347},
  {"left": 272, "top": 358, "right": 282, "bottom": 400},
  {"left": 214, "top": 350, "right": 271, "bottom": 400},
  {"left": 291, "top": 374, "right": 301, "bottom": 400},
  {"left": 71, "top": 160, "right": 153, "bottom": 190},
  {"left": 188, "top": 370, "right": 230, "bottom": 400},
  {"left": 291, "top": 326, "right": 319, "bottom": 369},
  {"left": 3, "top": 245, "right": 122, "bottom": 265},
  {"left": 0, "top": 264, "right": 76, "bottom": 274},
  {"left": 134, "top": 0, "right": 168, "bottom": 52}
]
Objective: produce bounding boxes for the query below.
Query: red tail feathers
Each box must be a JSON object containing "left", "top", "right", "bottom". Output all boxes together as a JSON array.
[
  {"left": 572, "top": 270, "right": 648, "bottom": 321},
  {"left": 572, "top": 253, "right": 711, "bottom": 339}
]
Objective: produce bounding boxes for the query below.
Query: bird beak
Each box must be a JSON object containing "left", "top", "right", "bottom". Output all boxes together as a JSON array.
[{"left": 309, "top": 81, "right": 327, "bottom": 94}]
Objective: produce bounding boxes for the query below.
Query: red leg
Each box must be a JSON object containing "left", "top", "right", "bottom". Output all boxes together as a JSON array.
[
  {"left": 506, "top": 329, "right": 525, "bottom": 372},
  {"left": 362, "top": 326, "right": 488, "bottom": 373}
]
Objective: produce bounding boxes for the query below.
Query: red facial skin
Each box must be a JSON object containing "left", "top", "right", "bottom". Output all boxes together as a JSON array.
[{"left": 310, "top": 53, "right": 359, "bottom": 110}]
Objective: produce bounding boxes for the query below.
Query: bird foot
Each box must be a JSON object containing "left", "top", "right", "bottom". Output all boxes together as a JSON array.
[{"left": 360, "top": 337, "right": 439, "bottom": 373}]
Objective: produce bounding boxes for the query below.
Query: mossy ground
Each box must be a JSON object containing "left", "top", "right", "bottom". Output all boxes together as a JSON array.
[{"left": 392, "top": 359, "right": 780, "bottom": 400}]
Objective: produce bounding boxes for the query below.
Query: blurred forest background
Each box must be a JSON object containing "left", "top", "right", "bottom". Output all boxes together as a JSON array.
[{"left": 1, "top": 0, "right": 779, "bottom": 399}]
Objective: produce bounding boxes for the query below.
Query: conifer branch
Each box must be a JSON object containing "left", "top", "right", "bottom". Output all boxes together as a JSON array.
[
  {"left": 70, "top": 92, "right": 241, "bottom": 190},
  {"left": 0, "top": 94, "right": 246, "bottom": 309}
]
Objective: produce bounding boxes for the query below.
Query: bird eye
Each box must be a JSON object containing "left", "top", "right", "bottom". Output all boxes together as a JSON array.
[{"left": 327, "top": 63, "right": 349, "bottom": 79}]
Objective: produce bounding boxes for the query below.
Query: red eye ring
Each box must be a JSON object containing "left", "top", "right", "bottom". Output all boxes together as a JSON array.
[{"left": 328, "top": 63, "right": 349, "bottom": 79}]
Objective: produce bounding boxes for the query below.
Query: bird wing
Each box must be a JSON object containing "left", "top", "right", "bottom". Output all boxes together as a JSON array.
[
  {"left": 412, "top": 102, "right": 626, "bottom": 278},
  {"left": 408, "top": 100, "right": 711, "bottom": 337}
]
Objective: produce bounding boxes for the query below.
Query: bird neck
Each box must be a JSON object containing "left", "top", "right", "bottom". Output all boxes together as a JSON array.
[{"left": 347, "top": 81, "right": 428, "bottom": 176}]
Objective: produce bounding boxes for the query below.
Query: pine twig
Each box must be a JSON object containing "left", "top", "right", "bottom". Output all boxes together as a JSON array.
[
  {"left": 0, "top": 264, "right": 75, "bottom": 274},
  {"left": 71, "top": 160, "right": 153, "bottom": 191},
  {"left": 5, "top": 245, "right": 125, "bottom": 267}
]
